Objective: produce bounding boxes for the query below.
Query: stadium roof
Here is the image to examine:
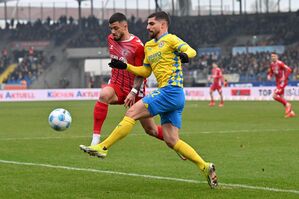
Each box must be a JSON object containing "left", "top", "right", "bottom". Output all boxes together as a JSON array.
[
  {"left": 0, "top": 0, "right": 90, "bottom": 2},
  {"left": 0, "top": 0, "right": 15, "bottom": 3}
]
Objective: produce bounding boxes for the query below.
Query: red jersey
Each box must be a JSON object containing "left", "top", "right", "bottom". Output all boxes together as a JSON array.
[
  {"left": 211, "top": 67, "right": 223, "bottom": 86},
  {"left": 268, "top": 60, "right": 292, "bottom": 87},
  {"left": 108, "top": 34, "right": 145, "bottom": 93}
]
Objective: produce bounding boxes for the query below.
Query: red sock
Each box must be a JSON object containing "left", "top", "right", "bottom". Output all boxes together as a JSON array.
[
  {"left": 156, "top": 125, "right": 164, "bottom": 140},
  {"left": 93, "top": 101, "right": 108, "bottom": 134},
  {"left": 274, "top": 95, "right": 287, "bottom": 106}
]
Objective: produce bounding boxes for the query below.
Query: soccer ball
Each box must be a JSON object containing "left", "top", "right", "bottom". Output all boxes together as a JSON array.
[{"left": 48, "top": 108, "right": 72, "bottom": 131}]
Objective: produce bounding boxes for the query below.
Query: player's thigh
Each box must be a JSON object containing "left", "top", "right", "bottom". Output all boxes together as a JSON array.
[
  {"left": 274, "top": 86, "right": 285, "bottom": 96},
  {"left": 217, "top": 86, "right": 222, "bottom": 93},
  {"left": 160, "top": 107, "right": 183, "bottom": 129},
  {"left": 125, "top": 100, "right": 151, "bottom": 120},
  {"left": 210, "top": 85, "right": 216, "bottom": 92},
  {"left": 99, "top": 86, "right": 119, "bottom": 103}
]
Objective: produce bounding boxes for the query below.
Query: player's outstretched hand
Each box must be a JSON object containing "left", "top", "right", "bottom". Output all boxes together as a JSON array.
[
  {"left": 108, "top": 59, "right": 127, "bottom": 69},
  {"left": 178, "top": 53, "right": 189, "bottom": 63},
  {"left": 124, "top": 92, "right": 136, "bottom": 108}
]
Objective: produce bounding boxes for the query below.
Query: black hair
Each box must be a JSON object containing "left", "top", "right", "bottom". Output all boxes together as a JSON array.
[
  {"left": 109, "top": 13, "right": 127, "bottom": 24},
  {"left": 271, "top": 52, "right": 277, "bottom": 55},
  {"left": 148, "top": 11, "right": 170, "bottom": 26}
]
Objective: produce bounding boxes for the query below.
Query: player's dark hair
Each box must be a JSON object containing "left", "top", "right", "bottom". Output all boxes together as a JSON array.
[
  {"left": 148, "top": 11, "right": 171, "bottom": 26},
  {"left": 109, "top": 13, "right": 127, "bottom": 24},
  {"left": 271, "top": 52, "right": 277, "bottom": 55}
]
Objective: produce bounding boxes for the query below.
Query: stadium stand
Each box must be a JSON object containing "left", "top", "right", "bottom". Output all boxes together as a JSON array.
[
  {"left": 0, "top": 11, "right": 298, "bottom": 88},
  {"left": 187, "top": 45, "right": 299, "bottom": 83}
]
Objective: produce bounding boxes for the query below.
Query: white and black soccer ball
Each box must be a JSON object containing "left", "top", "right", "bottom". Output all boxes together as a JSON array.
[{"left": 48, "top": 108, "right": 72, "bottom": 131}]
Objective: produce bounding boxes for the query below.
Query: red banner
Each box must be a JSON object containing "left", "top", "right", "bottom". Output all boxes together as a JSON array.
[{"left": 231, "top": 89, "right": 251, "bottom": 96}]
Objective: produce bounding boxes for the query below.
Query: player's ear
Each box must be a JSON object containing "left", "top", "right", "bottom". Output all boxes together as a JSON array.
[
  {"left": 161, "top": 20, "right": 167, "bottom": 28},
  {"left": 123, "top": 22, "right": 128, "bottom": 30}
]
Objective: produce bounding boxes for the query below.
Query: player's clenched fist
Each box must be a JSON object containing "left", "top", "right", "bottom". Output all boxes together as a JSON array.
[
  {"left": 178, "top": 52, "right": 189, "bottom": 63},
  {"left": 108, "top": 59, "right": 127, "bottom": 69}
]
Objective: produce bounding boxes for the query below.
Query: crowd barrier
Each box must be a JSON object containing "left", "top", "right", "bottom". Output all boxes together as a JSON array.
[{"left": 0, "top": 87, "right": 299, "bottom": 102}]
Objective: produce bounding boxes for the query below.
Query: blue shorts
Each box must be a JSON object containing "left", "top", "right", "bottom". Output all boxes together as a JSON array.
[{"left": 142, "top": 85, "right": 185, "bottom": 128}]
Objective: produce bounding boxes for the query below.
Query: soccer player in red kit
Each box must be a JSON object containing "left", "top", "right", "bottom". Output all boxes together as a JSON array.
[
  {"left": 80, "top": 13, "right": 163, "bottom": 148},
  {"left": 208, "top": 63, "right": 224, "bottom": 107},
  {"left": 267, "top": 52, "right": 295, "bottom": 118}
]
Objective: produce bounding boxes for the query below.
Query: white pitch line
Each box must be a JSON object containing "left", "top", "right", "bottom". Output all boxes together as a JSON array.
[
  {"left": 0, "top": 128, "right": 298, "bottom": 141},
  {"left": 190, "top": 128, "right": 299, "bottom": 134},
  {"left": 0, "top": 159, "right": 298, "bottom": 195},
  {"left": 0, "top": 135, "right": 89, "bottom": 141}
]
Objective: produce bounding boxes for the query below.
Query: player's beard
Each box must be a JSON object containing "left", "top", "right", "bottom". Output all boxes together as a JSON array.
[
  {"left": 149, "top": 30, "right": 158, "bottom": 39},
  {"left": 113, "top": 32, "right": 124, "bottom": 41}
]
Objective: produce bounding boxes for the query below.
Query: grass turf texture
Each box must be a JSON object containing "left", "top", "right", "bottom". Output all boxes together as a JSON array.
[{"left": 0, "top": 101, "right": 298, "bottom": 199}]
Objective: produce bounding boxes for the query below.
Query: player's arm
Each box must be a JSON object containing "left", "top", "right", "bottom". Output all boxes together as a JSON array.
[
  {"left": 219, "top": 70, "right": 225, "bottom": 84},
  {"left": 178, "top": 44, "right": 196, "bottom": 59},
  {"left": 267, "top": 66, "right": 273, "bottom": 80},
  {"left": 282, "top": 63, "right": 292, "bottom": 77},
  {"left": 108, "top": 58, "right": 152, "bottom": 78},
  {"left": 132, "top": 76, "right": 144, "bottom": 91},
  {"left": 109, "top": 43, "right": 152, "bottom": 77},
  {"left": 128, "top": 43, "right": 151, "bottom": 78},
  {"left": 172, "top": 35, "right": 197, "bottom": 63},
  {"left": 124, "top": 76, "right": 144, "bottom": 108},
  {"left": 207, "top": 74, "right": 212, "bottom": 82},
  {"left": 124, "top": 44, "right": 146, "bottom": 108},
  {"left": 126, "top": 63, "right": 152, "bottom": 78},
  {"left": 280, "top": 62, "right": 292, "bottom": 87}
]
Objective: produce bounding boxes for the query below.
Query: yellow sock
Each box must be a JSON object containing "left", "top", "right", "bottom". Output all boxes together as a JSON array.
[
  {"left": 173, "top": 139, "right": 207, "bottom": 170},
  {"left": 100, "top": 116, "right": 136, "bottom": 149}
]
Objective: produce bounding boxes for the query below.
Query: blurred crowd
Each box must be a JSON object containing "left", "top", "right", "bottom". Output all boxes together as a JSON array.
[
  {"left": 1, "top": 12, "right": 299, "bottom": 87},
  {"left": 0, "top": 48, "right": 9, "bottom": 74},
  {"left": 65, "top": 12, "right": 299, "bottom": 48},
  {"left": 186, "top": 45, "right": 299, "bottom": 83},
  {"left": 172, "top": 12, "right": 299, "bottom": 48},
  {"left": 1, "top": 47, "right": 50, "bottom": 87},
  {"left": 6, "top": 16, "right": 78, "bottom": 46},
  {"left": 1, "top": 12, "right": 298, "bottom": 48}
]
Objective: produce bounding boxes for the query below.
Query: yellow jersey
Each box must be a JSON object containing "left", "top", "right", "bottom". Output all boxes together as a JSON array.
[{"left": 143, "top": 33, "right": 196, "bottom": 88}]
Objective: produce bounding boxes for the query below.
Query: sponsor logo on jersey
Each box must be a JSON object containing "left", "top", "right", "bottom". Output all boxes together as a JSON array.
[
  {"left": 148, "top": 52, "right": 162, "bottom": 62},
  {"left": 122, "top": 49, "right": 129, "bottom": 57},
  {"left": 158, "top": 41, "right": 164, "bottom": 48}
]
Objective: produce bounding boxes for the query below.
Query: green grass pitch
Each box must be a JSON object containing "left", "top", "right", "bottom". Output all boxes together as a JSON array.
[{"left": 0, "top": 100, "right": 298, "bottom": 199}]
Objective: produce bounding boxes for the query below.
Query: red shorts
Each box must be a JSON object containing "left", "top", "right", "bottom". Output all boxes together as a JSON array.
[
  {"left": 106, "top": 83, "right": 143, "bottom": 104},
  {"left": 274, "top": 86, "right": 285, "bottom": 95},
  {"left": 210, "top": 84, "right": 222, "bottom": 92},
  {"left": 275, "top": 80, "right": 287, "bottom": 95}
]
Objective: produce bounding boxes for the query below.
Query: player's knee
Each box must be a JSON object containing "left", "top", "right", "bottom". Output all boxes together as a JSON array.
[
  {"left": 164, "top": 137, "right": 177, "bottom": 148},
  {"left": 144, "top": 128, "right": 156, "bottom": 137},
  {"left": 125, "top": 108, "right": 141, "bottom": 120},
  {"left": 99, "top": 94, "right": 110, "bottom": 103},
  {"left": 125, "top": 108, "right": 134, "bottom": 117},
  {"left": 141, "top": 122, "right": 156, "bottom": 136}
]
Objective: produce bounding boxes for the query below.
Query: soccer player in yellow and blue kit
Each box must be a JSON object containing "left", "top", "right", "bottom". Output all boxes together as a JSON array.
[{"left": 81, "top": 11, "right": 218, "bottom": 188}]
